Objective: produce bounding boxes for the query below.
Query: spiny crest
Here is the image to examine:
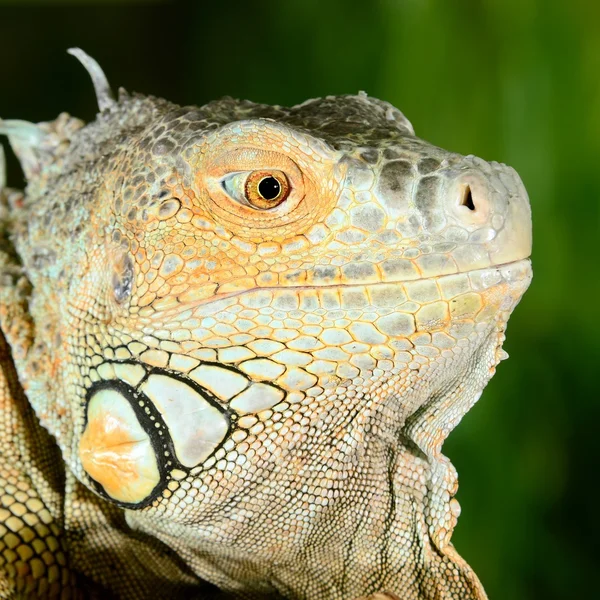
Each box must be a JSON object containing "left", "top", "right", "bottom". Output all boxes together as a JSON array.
[
  {"left": 67, "top": 48, "right": 116, "bottom": 112},
  {"left": 0, "top": 113, "right": 85, "bottom": 183},
  {"left": 0, "top": 49, "right": 113, "bottom": 184}
]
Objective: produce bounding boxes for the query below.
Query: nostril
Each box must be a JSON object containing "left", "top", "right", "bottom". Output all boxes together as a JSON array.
[
  {"left": 452, "top": 174, "right": 490, "bottom": 224},
  {"left": 460, "top": 185, "right": 476, "bottom": 211}
]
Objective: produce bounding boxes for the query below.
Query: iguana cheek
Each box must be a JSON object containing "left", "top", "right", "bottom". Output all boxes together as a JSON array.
[
  {"left": 139, "top": 374, "right": 229, "bottom": 468},
  {"left": 79, "top": 388, "right": 161, "bottom": 504}
]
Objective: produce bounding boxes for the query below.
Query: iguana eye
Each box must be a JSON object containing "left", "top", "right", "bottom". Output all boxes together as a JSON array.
[
  {"left": 222, "top": 170, "right": 290, "bottom": 209},
  {"left": 198, "top": 125, "right": 340, "bottom": 234}
]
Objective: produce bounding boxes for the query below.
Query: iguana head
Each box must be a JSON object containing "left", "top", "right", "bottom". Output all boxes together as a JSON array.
[{"left": 1, "top": 49, "right": 531, "bottom": 595}]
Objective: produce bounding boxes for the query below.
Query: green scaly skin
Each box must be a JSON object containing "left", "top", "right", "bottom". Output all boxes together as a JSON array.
[{"left": 0, "top": 50, "right": 532, "bottom": 599}]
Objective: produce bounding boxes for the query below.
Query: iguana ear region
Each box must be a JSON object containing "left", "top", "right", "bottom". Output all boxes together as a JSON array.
[{"left": 78, "top": 359, "right": 287, "bottom": 508}]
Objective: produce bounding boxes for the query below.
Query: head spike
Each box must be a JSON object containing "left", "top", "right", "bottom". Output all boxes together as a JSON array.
[
  {"left": 67, "top": 48, "right": 116, "bottom": 112},
  {"left": 0, "top": 118, "right": 45, "bottom": 142},
  {"left": 0, "top": 119, "right": 46, "bottom": 179},
  {"left": 0, "top": 114, "right": 85, "bottom": 182}
]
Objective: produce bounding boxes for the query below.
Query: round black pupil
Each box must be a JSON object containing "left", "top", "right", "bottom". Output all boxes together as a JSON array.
[{"left": 258, "top": 176, "right": 281, "bottom": 201}]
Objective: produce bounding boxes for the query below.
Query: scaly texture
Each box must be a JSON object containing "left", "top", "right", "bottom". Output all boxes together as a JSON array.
[{"left": 0, "top": 50, "right": 532, "bottom": 599}]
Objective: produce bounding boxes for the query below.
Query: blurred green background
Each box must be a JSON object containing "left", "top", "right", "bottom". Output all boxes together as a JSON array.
[{"left": 1, "top": 0, "right": 597, "bottom": 598}]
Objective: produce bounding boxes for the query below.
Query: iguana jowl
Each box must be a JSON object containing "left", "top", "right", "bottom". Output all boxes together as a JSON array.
[{"left": 0, "top": 50, "right": 532, "bottom": 599}]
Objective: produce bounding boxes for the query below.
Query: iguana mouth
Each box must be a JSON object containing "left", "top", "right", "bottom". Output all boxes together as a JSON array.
[{"left": 159, "top": 258, "right": 533, "bottom": 311}]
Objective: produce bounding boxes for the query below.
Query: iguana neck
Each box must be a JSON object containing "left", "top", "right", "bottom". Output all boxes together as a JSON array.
[
  {"left": 125, "top": 338, "right": 496, "bottom": 599},
  {"left": 128, "top": 447, "right": 398, "bottom": 598},
  {"left": 126, "top": 430, "right": 445, "bottom": 599}
]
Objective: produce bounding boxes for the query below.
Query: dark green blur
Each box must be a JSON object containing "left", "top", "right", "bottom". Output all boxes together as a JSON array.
[{"left": 0, "top": 1, "right": 597, "bottom": 598}]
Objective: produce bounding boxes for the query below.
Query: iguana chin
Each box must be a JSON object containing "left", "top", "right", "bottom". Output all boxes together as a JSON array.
[{"left": 0, "top": 49, "right": 532, "bottom": 599}]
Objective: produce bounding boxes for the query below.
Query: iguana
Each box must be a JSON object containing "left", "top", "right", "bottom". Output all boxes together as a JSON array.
[{"left": 0, "top": 49, "right": 532, "bottom": 599}]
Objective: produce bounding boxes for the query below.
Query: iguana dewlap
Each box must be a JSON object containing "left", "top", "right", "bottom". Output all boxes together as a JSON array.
[{"left": 0, "top": 50, "right": 532, "bottom": 599}]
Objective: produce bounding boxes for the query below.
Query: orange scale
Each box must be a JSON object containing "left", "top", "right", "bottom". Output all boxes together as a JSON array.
[{"left": 79, "top": 389, "right": 161, "bottom": 505}]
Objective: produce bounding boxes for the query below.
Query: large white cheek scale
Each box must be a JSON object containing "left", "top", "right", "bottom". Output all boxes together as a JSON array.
[{"left": 140, "top": 374, "right": 229, "bottom": 468}]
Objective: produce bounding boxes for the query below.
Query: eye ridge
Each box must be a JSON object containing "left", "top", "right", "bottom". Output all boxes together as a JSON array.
[{"left": 244, "top": 170, "right": 290, "bottom": 210}]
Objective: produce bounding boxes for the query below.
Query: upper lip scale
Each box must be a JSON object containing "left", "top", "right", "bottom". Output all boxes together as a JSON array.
[{"left": 144, "top": 257, "right": 533, "bottom": 312}]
